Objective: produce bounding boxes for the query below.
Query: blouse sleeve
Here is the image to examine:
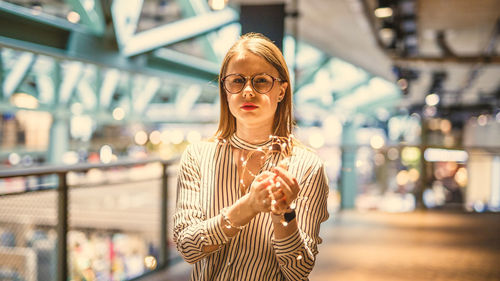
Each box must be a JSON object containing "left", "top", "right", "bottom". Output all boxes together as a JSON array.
[
  {"left": 271, "top": 159, "right": 329, "bottom": 280},
  {"left": 173, "top": 144, "right": 231, "bottom": 264}
]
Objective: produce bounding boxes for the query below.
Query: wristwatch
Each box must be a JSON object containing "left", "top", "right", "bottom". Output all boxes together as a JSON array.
[
  {"left": 271, "top": 210, "right": 296, "bottom": 225},
  {"left": 283, "top": 210, "right": 296, "bottom": 223}
]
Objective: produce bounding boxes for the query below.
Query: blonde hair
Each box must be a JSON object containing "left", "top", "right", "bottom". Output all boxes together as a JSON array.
[{"left": 215, "top": 33, "right": 294, "bottom": 140}]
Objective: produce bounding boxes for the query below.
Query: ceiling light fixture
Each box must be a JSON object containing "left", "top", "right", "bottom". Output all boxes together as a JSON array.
[
  {"left": 374, "top": 7, "right": 393, "bottom": 18},
  {"left": 425, "top": 93, "right": 440, "bottom": 106}
]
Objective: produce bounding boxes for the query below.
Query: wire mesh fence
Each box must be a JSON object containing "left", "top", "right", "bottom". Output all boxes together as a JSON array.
[{"left": 0, "top": 159, "right": 177, "bottom": 281}]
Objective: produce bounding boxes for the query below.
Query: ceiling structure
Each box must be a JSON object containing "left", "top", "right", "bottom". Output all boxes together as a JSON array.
[
  {"left": 1, "top": 0, "right": 499, "bottom": 127},
  {"left": 293, "top": 0, "right": 500, "bottom": 119}
]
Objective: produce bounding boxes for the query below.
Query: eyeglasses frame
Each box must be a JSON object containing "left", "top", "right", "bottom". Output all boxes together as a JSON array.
[{"left": 221, "top": 73, "right": 285, "bottom": 95}]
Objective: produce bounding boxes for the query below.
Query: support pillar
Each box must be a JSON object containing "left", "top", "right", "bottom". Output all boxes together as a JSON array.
[
  {"left": 240, "top": 4, "right": 285, "bottom": 51},
  {"left": 48, "top": 116, "right": 69, "bottom": 164},
  {"left": 340, "top": 121, "right": 358, "bottom": 209}
]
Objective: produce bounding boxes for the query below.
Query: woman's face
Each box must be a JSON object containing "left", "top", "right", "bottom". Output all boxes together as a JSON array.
[{"left": 224, "top": 51, "right": 288, "bottom": 132}]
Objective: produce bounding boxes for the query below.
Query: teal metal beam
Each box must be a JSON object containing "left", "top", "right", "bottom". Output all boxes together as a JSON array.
[
  {"left": 0, "top": 35, "right": 216, "bottom": 85},
  {"left": 152, "top": 48, "right": 219, "bottom": 78},
  {"left": 59, "top": 61, "right": 83, "bottom": 105},
  {"left": 93, "top": 67, "right": 103, "bottom": 109},
  {"left": 52, "top": 60, "right": 62, "bottom": 109},
  {"left": 75, "top": 66, "right": 98, "bottom": 111},
  {"left": 121, "top": 8, "right": 238, "bottom": 57},
  {"left": 176, "top": 0, "right": 220, "bottom": 62},
  {"left": 334, "top": 78, "right": 400, "bottom": 111},
  {"left": 2, "top": 52, "right": 35, "bottom": 99},
  {"left": 333, "top": 77, "right": 372, "bottom": 101},
  {"left": 175, "top": 84, "right": 202, "bottom": 118},
  {"left": 111, "top": 0, "right": 144, "bottom": 47},
  {"left": 355, "top": 96, "right": 401, "bottom": 115},
  {"left": 76, "top": 81, "right": 97, "bottom": 111},
  {"left": 294, "top": 56, "right": 330, "bottom": 92},
  {"left": 148, "top": 50, "right": 219, "bottom": 83},
  {"left": 66, "top": 0, "right": 106, "bottom": 35},
  {"left": 0, "top": 48, "right": 4, "bottom": 99},
  {"left": 35, "top": 72, "right": 55, "bottom": 105},
  {"left": 145, "top": 103, "right": 218, "bottom": 123},
  {"left": 111, "top": 73, "right": 133, "bottom": 119},
  {"left": 0, "top": 4, "right": 220, "bottom": 85},
  {"left": 125, "top": 74, "right": 134, "bottom": 116},
  {"left": 32, "top": 56, "right": 57, "bottom": 105},
  {"left": 0, "top": 1, "right": 84, "bottom": 50},
  {"left": 99, "top": 68, "right": 120, "bottom": 109},
  {"left": 134, "top": 77, "right": 161, "bottom": 114}
]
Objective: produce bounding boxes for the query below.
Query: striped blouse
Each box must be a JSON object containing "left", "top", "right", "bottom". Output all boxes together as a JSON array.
[{"left": 173, "top": 134, "right": 329, "bottom": 281}]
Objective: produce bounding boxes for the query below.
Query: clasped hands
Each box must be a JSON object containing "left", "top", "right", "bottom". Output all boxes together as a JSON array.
[{"left": 248, "top": 164, "right": 299, "bottom": 215}]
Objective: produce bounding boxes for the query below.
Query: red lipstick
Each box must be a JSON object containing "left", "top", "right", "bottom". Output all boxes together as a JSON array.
[{"left": 241, "top": 102, "right": 258, "bottom": 111}]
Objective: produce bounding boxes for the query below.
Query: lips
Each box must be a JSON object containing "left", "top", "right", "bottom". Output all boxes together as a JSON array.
[{"left": 241, "top": 103, "right": 258, "bottom": 111}]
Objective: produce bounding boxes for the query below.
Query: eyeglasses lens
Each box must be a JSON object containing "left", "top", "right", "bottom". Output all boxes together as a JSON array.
[{"left": 224, "top": 74, "right": 274, "bottom": 94}]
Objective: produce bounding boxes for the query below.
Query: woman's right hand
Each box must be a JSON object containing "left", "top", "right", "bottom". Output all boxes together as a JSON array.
[{"left": 247, "top": 171, "right": 276, "bottom": 213}]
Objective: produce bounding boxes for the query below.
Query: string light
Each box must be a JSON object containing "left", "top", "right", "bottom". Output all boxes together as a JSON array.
[
  {"left": 216, "top": 135, "right": 297, "bottom": 227},
  {"left": 219, "top": 135, "right": 295, "bottom": 213}
]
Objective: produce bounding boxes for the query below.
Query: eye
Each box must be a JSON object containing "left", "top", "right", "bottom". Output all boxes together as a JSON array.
[
  {"left": 254, "top": 75, "right": 271, "bottom": 84},
  {"left": 232, "top": 78, "right": 245, "bottom": 84}
]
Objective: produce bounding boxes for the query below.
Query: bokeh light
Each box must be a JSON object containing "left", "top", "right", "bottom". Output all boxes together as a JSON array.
[
  {"left": 309, "top": 130, "right": 325, "bottom": 149},
  {"left": 112, "top": 107, "right": 125, "bottom": 121},
  {"left": 370, "top": 135, "right": 385, "bottom": 149},
  {"left": 425, "top": 93, "right": 439, "bottom": 106},
  {"left": 454, "top": 167, "right": 468, "bottom": 187},
  {"left": 99, "top": 145, "right": 113, "bottom": 163},
  {"left": 187, "top": 131, "right": 202, "bottom": 143},
  {"left": 144, "top": 255, "right": 157, "bottom": 270},
  {"left": 396, "top": 170, "right": 409, "bottom": 186},
  {"left": 149, "top": 130, "right": 161, "bottom": 145},
  {"left": 170, "top": 130, "right": 184, "bottom": 145},
  {"left": 135, "top": 131, "right": 148, "bottom": 146}
]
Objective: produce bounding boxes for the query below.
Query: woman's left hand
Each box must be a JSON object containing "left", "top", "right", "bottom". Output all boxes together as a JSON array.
[{"left": 270, "top": 166, "right": 299, "bottom": 214}]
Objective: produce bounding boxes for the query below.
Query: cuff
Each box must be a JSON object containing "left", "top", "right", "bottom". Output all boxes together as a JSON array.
[
  {"left": 271, "top": 228, "right": 303, "bottom": 256},
  {"left": 204, "top": 214, "right": 231, "bottom": 246}
]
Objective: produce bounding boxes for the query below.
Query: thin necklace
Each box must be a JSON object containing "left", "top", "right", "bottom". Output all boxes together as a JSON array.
[{"left": 235, "top": 135, "right": 294, "bottom": 194}]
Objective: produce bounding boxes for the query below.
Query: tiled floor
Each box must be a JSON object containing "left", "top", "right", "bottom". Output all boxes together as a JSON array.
[
  {"left": 143, "top": 210, "right": 500, "bottom": 281},
  {"left": 310, "top": 210, "right": 500, "bottom": 281}
]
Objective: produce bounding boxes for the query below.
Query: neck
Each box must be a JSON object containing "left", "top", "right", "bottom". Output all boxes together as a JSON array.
[{"left": 235, "top": 122, "right": 273, "bottom": 144}]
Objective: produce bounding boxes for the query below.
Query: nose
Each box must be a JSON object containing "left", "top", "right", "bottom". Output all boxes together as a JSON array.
[{"left": 241, "top": 79, "right": 255, "bottom": 98}]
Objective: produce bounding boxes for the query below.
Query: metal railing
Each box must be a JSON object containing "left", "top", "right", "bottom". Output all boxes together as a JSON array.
[{"left": 0, "top": 157, "right": 178, "bottom": 281}]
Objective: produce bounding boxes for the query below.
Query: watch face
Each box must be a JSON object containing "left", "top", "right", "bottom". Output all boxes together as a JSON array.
[{"left": 284, "top": 210, "right": 296, "bottom": 222}]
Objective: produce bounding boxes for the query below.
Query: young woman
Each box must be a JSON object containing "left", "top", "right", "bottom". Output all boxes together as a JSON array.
[{"left": 173, "top": 33, "right": 329, "bottom": 280}]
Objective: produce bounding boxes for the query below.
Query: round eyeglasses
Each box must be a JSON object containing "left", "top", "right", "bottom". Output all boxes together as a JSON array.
[{"left": 221, "top": 73, "right": 284, "bottom": 94}]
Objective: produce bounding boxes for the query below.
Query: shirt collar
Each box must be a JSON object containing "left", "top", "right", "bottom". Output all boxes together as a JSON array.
[{"left": 228, "top": 134, "right": 273, "bottom": 150}]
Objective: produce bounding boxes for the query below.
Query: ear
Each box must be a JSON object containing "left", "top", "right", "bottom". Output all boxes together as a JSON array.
[{"left": 278, "top": 81, "right": 288, "bottom": 101}]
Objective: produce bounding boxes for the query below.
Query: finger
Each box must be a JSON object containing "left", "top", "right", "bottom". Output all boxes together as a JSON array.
[
  {"left": 274, "top": 176, "right": 294, "bottom": 200},
  {"left": 272, "top": 167, "right": 294, "bottom": 188},
  {"left": 266, "top": 181, "right": 281, "bottom": 193},
  {"left": 272, "top": 189, "right": 285, "bottom": 201},
  {"left": 255, "top": 171, "right": 273, "bottom": 182},
  {"left": 254, "top": 177, "right": 274, "bottom": 191},
  {"left": 272, "top": 198, "right": 288, "bottom": 214},
  {"left": 289, "top": 177, "right": 300, "bottom": 195},
  {"left": 263, "top": 198, "right": 272, "bottom": 212},
  {"left": 277, "top": 170, "right": 300, "bottom": 194},
  {"left": 275, "top": 197, "right": 288, "bottom": 210}
]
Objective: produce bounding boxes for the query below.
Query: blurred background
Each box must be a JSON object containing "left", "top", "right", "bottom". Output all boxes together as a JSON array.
[{"left": 0, "top": 0, "right": 499, "bottom": 280}]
